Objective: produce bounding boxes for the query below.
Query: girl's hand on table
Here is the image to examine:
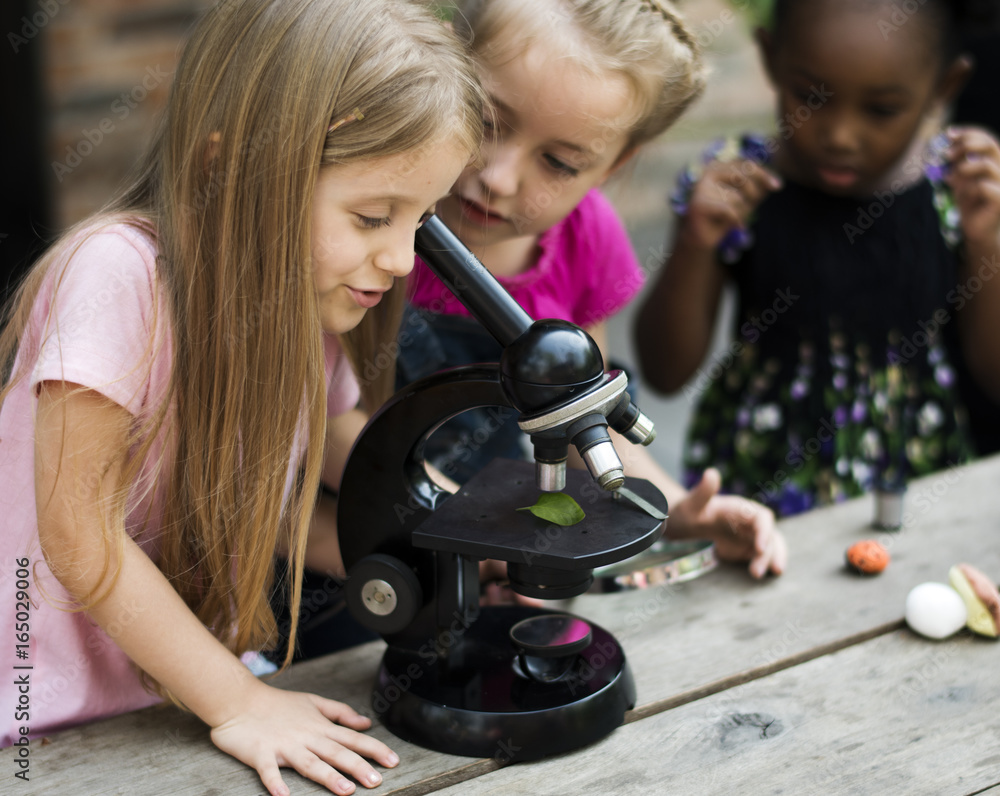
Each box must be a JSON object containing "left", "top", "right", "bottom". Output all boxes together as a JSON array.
[
  {"left": 668, "top": 468, "right": 787, "bottom": 579},
  {"left": 210, "top": 680, "right": 398, "bottom": 796}
]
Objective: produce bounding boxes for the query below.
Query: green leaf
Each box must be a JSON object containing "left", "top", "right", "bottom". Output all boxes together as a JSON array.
[{"left": 517, "top": 492, "right": 586, "bottom": 526}]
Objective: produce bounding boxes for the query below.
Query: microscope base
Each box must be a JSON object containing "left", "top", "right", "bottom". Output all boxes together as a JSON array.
[{"left": 372, "top": 605, "right": 635, "bottom": 761}]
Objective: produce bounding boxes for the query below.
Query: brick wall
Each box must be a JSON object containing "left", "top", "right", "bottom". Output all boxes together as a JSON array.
[{"left": 40, "top": 0, "right": 209, "bottom": 227}]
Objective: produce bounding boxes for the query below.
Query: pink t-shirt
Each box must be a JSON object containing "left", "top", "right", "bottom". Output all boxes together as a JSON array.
[
  {"left": 407, "top": 189, "right": 645, "bottom": 326},
  {"left": 0, "top": 221, "right": 359, "bottom": 746}
]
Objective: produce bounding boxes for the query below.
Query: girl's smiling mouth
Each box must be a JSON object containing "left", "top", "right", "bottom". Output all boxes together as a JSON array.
[
  {"left": 459, "top": 197, "right": 507, "bottom": 227},
  {"left": 347, "top": 287, "right": 388, "bottom": 308}
]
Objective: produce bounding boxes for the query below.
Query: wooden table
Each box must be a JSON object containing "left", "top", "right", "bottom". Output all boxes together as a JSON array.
[{"left": 7, "top": 456, "right": 1000, "bottom": 796}]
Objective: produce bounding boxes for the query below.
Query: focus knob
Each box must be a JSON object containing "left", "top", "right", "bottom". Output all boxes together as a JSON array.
[{"left": 345, "top": 554, "right": 423, "bottom": 635}]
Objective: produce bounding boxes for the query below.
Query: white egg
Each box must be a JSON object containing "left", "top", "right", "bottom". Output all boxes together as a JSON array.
[{"left": 905, "top": 582, "right": 969, "bottom": 640}]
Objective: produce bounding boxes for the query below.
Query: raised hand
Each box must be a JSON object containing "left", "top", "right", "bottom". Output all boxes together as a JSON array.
[
  {"left": 679, "top": 159, "right": 782, "bottom": 252},
  {"left": 946, "top": 126, "right": 1000, "bottom": 251}
]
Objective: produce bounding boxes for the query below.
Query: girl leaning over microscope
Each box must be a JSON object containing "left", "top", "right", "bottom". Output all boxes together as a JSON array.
[{"left": 0, "top": 1, "right": 485, "bottom": 794}]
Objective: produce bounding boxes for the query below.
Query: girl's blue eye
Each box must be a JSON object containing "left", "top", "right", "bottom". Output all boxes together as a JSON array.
[
  {"left": 357, "top": 215, "right": 391, "bottom": 229},
  {"left": 544, "top": 154, "right": 579, "bottom": 177}
]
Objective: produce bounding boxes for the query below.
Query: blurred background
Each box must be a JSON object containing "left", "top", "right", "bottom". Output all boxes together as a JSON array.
[{"left": 0, "top": 0, "right": 775, "bottom": 479}]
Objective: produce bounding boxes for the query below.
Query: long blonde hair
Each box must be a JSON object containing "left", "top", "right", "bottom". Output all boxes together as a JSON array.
[
  {"left": 451, "top": 0, "right": 705, "bottom": 156},
  {"left": 0, "top": 0, "right": 484, "bottom": 703}
]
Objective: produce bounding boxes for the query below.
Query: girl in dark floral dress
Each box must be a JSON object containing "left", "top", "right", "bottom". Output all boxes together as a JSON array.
[{"left": 636, "top": 0, "right": 1000, "bottom": 517}]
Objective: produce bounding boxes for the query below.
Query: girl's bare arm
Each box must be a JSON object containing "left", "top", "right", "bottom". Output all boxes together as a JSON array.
[
  {"left": 635, "top": 159, "right": 779, "bottom": 395},
  {"left": 34, "top": 382, "right": 396, "bottom": 796},
  {"left": 634, "top": 234, "right": 726, "bottom": 394}
]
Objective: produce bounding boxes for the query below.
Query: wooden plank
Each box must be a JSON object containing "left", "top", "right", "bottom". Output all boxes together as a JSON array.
[
  {"left": 553, "top": 455, "right": 1000, "bottom": 712},
  {"left": 1, "top": 641, "right": 482, "bottom": 796},
  {"left": 430, "top": 630, "right": 1000, "bottom": 796},
  {"left": 6, "top": 456, "right": 999, "bottom": 794}
]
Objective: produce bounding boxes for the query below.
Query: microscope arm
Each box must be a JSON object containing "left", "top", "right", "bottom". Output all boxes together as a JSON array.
[{"left": 415, "top": 216, "right": 656, "bottom": 492}]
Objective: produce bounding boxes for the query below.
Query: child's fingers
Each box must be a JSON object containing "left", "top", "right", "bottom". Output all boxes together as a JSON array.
[
  {"left": 715, "top": 159, "right": 781, "bottom": 197},
  {"left": 750, "top": 530, "right": 787, "bottom": 579},
  {"left": 310, "top": 695, "right": 373, "bottom": 731},
  {"left": 698, "top": 161, "right": 780, "bottom": 216},
  {"left": 304, "top": 694, "right": 400, "bottom": 769},
  {"left": 257, "top": 760, "right": 292, "bottom": 796},
  {"left": 948, "top": 152, "right": 1000, "bottom": 185},
  {"left": 948, "top": 161, "right": 1000, "bottom": 221},
  {"left": 682, "top": 467, "right": 721, "bottom": 517},
  {"left": 948, "top": 126, "right": 1000, "bottom": 161},
  {"left": 957, "top": 177, "right": 1000, "bottom": 210},
  {"left": 682, "top": 160, "right": 780, "bottom": 249},
  {"left": 693, "top": 194, "right": 747, "bottom": 230},
  {"left": 703, "top": 158, "right": 781, "bottom": 190},
  {"left": 307, "top": 737, "right": 388, "bottom": 791},
  {"left": 282, "top": 746, "right": 360, "bottom": 795},
  {"left": 741, "top": 161, "right": 783, "bottom": 196},
  {"left": 747, "top": 502, "right": 775, "bottom": 556},
  {"left": 322, "top": 718, "right": 400, "bottom": 771}
]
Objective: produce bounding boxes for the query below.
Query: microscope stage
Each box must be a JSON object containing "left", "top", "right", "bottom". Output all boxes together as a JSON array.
[{"left": 411, "top": 458, "right": 665, "bottom": 569}]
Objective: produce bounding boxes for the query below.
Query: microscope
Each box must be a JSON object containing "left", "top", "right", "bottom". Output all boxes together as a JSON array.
[{"left": 337, "top": 216, "right": 667, "bottom": 761}]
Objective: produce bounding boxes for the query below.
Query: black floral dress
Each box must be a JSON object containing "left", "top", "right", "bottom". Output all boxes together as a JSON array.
[{"left": 673, "top": 134, "right": 974, "bottom": 517}]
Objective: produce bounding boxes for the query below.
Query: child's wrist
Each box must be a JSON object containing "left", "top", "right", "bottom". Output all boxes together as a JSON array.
[
  {"left": 673, "top": 224, "right": 721, "bottom": 260},
  {"left": 195, "top": 658, "right": 265, "bottom": 729}
]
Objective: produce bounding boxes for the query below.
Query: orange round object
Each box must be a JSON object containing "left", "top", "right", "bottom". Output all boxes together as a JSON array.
[{"left": 846, "top": 540, "right": 890, "bottom": 574}]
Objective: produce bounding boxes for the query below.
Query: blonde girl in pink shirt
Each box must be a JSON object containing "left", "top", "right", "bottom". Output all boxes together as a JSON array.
[{"left": 0, "top": 1, "right": 484, "bottom": 793}]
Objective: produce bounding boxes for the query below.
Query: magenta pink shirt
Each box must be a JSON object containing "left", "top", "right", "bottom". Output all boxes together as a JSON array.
[
  {"left": 0, "top": 221, "right": 359, "bottom": 746},
  {"left": 407, "top": 189, "right": 645, "bottom": 326}
]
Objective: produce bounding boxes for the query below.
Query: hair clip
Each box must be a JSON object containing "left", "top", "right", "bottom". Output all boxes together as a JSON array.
[{"left": 328, "top": 108, "right": 365, "bottom": 133}]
